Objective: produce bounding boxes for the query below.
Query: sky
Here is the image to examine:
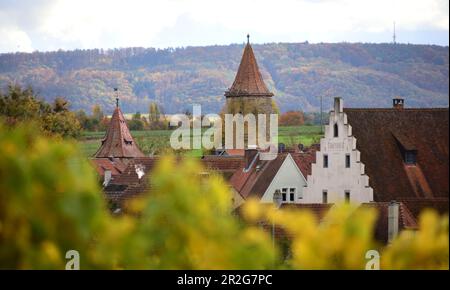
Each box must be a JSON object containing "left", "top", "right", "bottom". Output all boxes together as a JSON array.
[{"left": 0, "top": 0, "right": 448, "bottom": 53}]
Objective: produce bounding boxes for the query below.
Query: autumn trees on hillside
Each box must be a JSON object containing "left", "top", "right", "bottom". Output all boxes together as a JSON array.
[{"left": 279, "top": 111, "right": 305, "bottom": 126}]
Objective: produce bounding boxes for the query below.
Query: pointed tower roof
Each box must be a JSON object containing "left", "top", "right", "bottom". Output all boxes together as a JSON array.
[
  {"left": 225, "top": 36, "right": 273, "bottom": 98},
  {"left": 94, "top": 105, "right": 145, "bottom": 158}
]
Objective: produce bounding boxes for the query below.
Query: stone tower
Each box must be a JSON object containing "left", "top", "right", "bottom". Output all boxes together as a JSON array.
[
  {"left": 225, "top": 35, "right": 273, "bottom": 115},
  {"left": 224, "top": 35, "right": 274, "bottom": 148}
]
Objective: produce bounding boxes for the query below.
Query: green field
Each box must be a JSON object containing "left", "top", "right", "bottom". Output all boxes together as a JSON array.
[{"left": 80, "top": 125, "right": 323, "bottom": 157}]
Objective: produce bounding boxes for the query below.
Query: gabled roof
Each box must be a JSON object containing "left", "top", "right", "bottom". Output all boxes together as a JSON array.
[
  {"left": 344, "top": 108, "right": 449, "bottom": 201},
  {"left": 94, "top": 107, "right": 145, "bottom": 158},
  {"left": 225, "top": 42, "right": 273, "bottom": 98},
  {"left": 230, "top": 151, "right": 315, "bottom": 199}
]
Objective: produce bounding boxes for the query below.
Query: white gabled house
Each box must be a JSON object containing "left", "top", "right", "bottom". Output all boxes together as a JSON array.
[
  {"left": 230, "top": 148, "right": 316, "bottom": 205},
  {"left": 259, "top": 153, "right": 308, "bottom": 203},
  {"left": 303, "top": 97, "right": 374, "bottom": 205}
]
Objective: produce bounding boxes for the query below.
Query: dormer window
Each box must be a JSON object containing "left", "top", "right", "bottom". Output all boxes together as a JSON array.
[
  {"left": 334, "top": 123, "right": 339, "bottom": 137},
  {"left": 405, "top": 150, "right": 417, "bottom": 165},
  {"left": 392, "top": 132, "right": 417, "bottom": 166}
]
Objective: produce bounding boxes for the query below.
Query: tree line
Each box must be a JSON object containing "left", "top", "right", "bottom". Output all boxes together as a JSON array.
[{"left": 0, "top": 42, "right": 447, "bottom": 114}]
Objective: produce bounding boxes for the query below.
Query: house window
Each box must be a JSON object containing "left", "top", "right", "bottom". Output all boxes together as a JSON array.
[
  {"left": 405, "top": 150, "right": 417, "bottom": 165},
  {"left": 281, "top": 188, "right": 288, "bottom": 202},
  {"left": 345, "top": 154, "right": 351, "bottom": 168},
  {"left": 289, "top": 188, "right": 296, "bottom": 202},
  {"left": 334, "top": 123, "right": 339, "bottom": 137},
  {"left": 345, "top": 191, "right": 350, "bottom": 203},
  {"left": 322, "top": 190, "right": 328, "bottom": 204},
  {"left": 323, "top": 154, "right": 328, "bottom": 168},
  {"left": 280, "top": 188, "right": 297, "bottom": 203}
]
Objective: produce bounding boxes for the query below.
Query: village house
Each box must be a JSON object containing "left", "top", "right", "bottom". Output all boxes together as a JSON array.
[{"left": 343, "top": 97, "right": 448, "bottom": 215}]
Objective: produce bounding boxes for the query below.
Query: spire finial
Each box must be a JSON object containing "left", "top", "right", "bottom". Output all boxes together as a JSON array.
[
  {"left": 114, "top": 88, "right": 119, "bottom": 108},
  {"left": 247, "top": 34, "right": 250, "bottom": 44}
]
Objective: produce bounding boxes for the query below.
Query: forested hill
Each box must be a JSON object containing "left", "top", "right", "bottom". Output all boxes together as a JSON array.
[{"left": 0, "top": 42, "right": 448, "bottom": 114}]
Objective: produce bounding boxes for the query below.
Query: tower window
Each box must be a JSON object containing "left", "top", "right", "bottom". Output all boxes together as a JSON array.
[
  {"left": 345, "top": 154, "right": 351, "bottom": 168},
  {"left": 345, "top": 191, "right": 350, "bottom": 203},
  {"left": 323, "top": 154, "right": 328, "bottom": 168},
  {"left": 334, "top": 123, "right": 339, "bottom": 137},
  {"left": 405, "top": 150, "right": 417, "bottom": 165},
  {"left": 322, "top": 190, "right": 328, "bottom": 204}
]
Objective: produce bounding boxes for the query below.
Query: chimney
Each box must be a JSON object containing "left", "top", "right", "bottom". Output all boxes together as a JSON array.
[
  {"left": 393, "top": 97, "right": 404, "bottom": 109},
  {"left": 334, "top": 97, "right": 343, "bottom": 113},
  {"left": 388, "top": 201, "right": 400, "bottom": 243},
  {"left": 103, "top": 170, "right": 112, "bottom": 187},
  {"left": 244, "top": 145, "right": 258, "bottom": 169},
  {"left": 278, "top": 143, "right": 286, "bottom": 153}
]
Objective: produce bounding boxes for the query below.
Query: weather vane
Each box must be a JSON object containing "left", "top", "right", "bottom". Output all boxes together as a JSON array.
[{"left": 114, "top": 88, "right": 119, "bottom": 107}]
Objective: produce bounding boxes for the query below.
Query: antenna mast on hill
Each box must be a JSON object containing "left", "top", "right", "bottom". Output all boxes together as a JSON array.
[{"left": 393, "top": 21, "right": 397, "bottom": 44}]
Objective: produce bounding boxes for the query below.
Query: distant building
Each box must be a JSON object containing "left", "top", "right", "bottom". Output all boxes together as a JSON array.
[
  {"left": 93, "top": 102, "right": 145, "bottom": 159},
  {"left": 303, "top": 96, "right": 448, "bottom": 216},
  {"left": 91, "top": 100, "right": 144, "bottom": 181}
]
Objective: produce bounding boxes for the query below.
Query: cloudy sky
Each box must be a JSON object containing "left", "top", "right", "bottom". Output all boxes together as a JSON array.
[{"left": 0, "top": 0, "right": 448, "bottom": 53}]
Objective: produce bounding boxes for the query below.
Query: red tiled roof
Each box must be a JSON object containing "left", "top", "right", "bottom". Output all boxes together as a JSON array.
[
  {"left": 362, "top": 202, "right": 418, "bottom": 244},
  {"left": 225, "top": 42, "right": 273, "bottom": 98},
  {"left": 104, "top": 155, "right": 245, "bottom": 197},
  {"left": 94, "top": 107, "right": 145, "bottom": 158},
  {"left": 229, "top": 151, "right": 315, "bottom": 200},
  {"left": 90, "top": 158, "right": 129, "bottom": 176},
  {"left": 344, "top": 108, "right": 449, "bottom": 201},
  {"left": 201, "top": 155, "right": 244, "bottom": 172},
  {"left": 394, "top": 197, "right": 449, "bottom": 219},
  {"left": 230, "top": 153, "right": 285, "bottom": 199},
  {"left": 225, "top": 149, "right": 245, "bottom": 156},
  {"left": 110, "top": 157, "right": 159, "bottom": 185},
  {"left": 291, "top": 148, "right": 318, "bottom": 177}
]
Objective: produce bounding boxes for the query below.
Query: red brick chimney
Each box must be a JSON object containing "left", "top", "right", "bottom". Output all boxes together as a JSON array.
[{"left": 393, "top": 97, "right": 404, "bottom": 109}]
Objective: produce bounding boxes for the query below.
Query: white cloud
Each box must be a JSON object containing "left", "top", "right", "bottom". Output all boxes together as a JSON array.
[
  {"left": 0, "top": 27, "right": 33, "bottom": 52},
  {"left": 0, "top": 0, "right": 448, "bottom": 53}
]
